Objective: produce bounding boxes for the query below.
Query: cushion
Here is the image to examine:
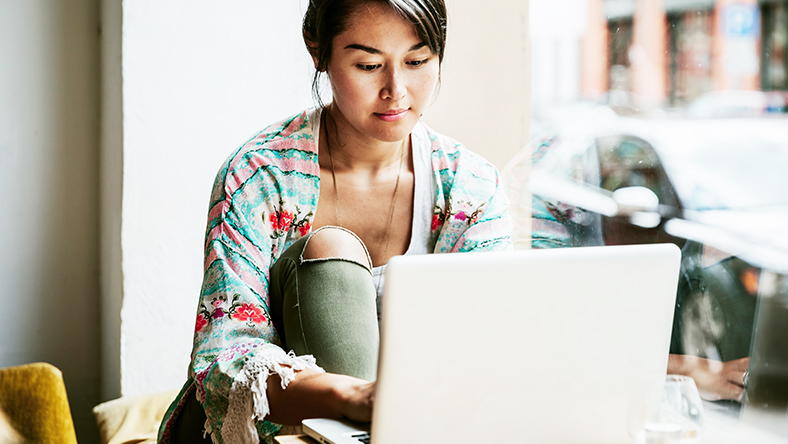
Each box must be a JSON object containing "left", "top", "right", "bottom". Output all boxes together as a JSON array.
[{"left": 93, "top": 389, "right": 179, "bottom": 444}]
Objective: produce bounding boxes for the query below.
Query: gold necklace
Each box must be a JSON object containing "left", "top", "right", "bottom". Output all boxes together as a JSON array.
[{"left": 325, "top": 127, "right": 406, "bottom": 270}]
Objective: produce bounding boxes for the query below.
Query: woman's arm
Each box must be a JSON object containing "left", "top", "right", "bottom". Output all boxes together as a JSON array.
[
  {"left": 266, "top": 370, "right": 375, "bottom": 425},
  {"left": 668, "top": 354, "right": 749, "bottom": 401},
  {"left": 187, "top": 115, "right": 332, "bottom": 442}
]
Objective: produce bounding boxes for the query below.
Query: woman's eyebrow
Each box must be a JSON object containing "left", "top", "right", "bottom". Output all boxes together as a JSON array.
[
  {"left": 345, "top": 44, "right": 381, "bottom": 54},
  {"left": 344, "top": 42, "right": 427, "bottom": 54}
]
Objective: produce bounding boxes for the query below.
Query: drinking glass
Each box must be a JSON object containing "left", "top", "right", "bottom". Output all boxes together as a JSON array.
[{"left": 629, "top": 375, "right": 704, "bottom": 444}]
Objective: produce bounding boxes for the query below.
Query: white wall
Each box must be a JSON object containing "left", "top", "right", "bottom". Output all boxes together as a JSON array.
[
  {"left": 427, "top": 0, "right": 530, "bottom": 169},
  {"left": 118, "top": 0, "right": 316, "bottom": 395},
  {"left": 0, "top": 1, "right": 101, "bottom": 442},
  {"left": 117, "top": 0, "right": 530, "bottom": 397}
]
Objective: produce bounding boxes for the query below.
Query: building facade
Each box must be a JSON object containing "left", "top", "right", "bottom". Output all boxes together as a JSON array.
[{"left": 581, "top": 0, "right": 788, "bottom": 107}]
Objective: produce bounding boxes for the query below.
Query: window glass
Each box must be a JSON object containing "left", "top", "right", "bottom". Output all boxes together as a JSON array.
[
  {"left": 528, "top": 0, "right": 788, "bottom": 439},
  {"left": 597, "top": 136, "right": 664, "bottom": 196}
]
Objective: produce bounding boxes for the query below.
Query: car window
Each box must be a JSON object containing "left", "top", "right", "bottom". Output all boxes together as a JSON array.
[{"left": 597, "top": 135, "right": 676, "bottom": 206}]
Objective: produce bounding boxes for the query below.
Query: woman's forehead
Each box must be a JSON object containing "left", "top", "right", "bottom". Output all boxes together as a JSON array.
[{"left": 336, "top": 3, "right": 422, "bottom": 49}]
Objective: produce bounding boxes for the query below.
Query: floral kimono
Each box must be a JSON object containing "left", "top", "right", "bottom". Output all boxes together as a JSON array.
[{"left": 158, "top": 107, "right": 513, "bottom": 444}]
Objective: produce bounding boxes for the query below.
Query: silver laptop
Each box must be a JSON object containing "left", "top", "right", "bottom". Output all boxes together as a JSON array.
[{"left": 303, "top": 244, "right": 681, "bottom": 444}]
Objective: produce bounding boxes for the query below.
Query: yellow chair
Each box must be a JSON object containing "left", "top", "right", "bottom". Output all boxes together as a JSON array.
[{"left": 0, "top": 362, "right": 78, "bottom": 444}]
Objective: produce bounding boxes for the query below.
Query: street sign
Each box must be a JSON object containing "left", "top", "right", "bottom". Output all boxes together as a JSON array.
[{"left": 722, "top": 3, "right": 760, "bottom": 38}]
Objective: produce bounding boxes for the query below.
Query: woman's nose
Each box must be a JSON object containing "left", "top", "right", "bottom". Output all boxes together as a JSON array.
[{"left": 380, "top": 68, "right": 406, "bottom": 100}]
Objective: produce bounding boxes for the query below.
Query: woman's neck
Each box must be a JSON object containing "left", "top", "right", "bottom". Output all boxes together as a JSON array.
[{"left": 321, "top": 105, "right": 409, "bottom": 173}]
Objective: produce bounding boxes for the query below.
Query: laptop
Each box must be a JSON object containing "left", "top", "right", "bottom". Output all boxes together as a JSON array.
[{"left": 303, "top": 244, "right": 681, "bottom": 444}]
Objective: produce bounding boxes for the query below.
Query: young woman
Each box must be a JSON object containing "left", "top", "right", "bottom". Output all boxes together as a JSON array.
[{"left": 158, "top": 1, "right": 512, "bottom": 443}]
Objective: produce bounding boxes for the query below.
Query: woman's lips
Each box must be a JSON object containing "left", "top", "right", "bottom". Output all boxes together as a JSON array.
[{"left": 375, "top": 109, "right": 408, "bottom": 122}]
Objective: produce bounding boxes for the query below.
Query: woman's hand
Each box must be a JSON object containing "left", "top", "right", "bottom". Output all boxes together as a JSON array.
[
  {"left": 266, "top": 369, "right": 375, "bottom": 425},
  {"left": 668, "top": 354, "right": 749, "bottom": 401},
  {"left": 693, "top": 357, "right": 749, "bottom": 402},
  {"left": 337, "top": 380, "right": 375, "bottom": 423}
]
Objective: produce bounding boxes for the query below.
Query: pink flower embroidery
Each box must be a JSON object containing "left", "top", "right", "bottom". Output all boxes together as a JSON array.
[
  {"left": 278, "top": 211, "right": 294, "bottom": 232},
  {"left": 454, "top": 211, "right": 467, "bottom": 221},
  {"left": 263, "top": 205, "right": 314, "bottom": 240},
  {"left": 299, "top": 221, "right": 312, "bottom": 237},
  {"left": 195, "top": 314, "right": 208, "bottom": 333},
  {"left": 431, "top": 214, "right": 441, "bottom": 231},
  {"left": 231, "top": 302, "right": 266, "bottom": 324},
  {"left": 212, "top": 308, "right": 226, "bottom": 319}
]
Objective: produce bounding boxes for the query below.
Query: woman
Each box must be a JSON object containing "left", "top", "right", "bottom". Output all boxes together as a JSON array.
[{"left": 158, "top": 1, "right": 512, "bottom": 443}]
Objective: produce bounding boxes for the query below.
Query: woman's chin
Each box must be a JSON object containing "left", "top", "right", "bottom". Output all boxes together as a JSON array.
[{"left": 368, "top": 117, "right": 420, "bottom": 143}]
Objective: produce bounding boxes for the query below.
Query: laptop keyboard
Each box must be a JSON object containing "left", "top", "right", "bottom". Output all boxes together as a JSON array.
[{"left": 350, "top": 432, "right": 371, "bottom": 443}]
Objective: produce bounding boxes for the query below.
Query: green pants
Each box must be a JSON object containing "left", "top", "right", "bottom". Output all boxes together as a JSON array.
[
  {"left": 172, "top": 227, "right": 380, "bottom": 443},
  {"left": 269, "top": 226, "right": 380, "bottom": 381}
]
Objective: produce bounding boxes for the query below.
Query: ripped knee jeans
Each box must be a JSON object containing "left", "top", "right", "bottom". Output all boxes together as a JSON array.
[{"left": 269, "top": 226, "right": 379, "bottom": 381}]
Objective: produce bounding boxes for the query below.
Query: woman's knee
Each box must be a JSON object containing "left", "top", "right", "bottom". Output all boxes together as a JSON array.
[{"left": 302, "top": 227, "right": 371, "bottom": 270}]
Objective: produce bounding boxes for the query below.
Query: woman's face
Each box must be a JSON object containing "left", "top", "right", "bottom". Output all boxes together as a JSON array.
[{"left": 325, "top": 3, "right": 440, "bottom": 144}]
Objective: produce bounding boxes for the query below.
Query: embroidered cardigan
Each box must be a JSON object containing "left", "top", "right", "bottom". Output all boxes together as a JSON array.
[{"left": 158, "top": 108, "right": 513, "bottom": 444}]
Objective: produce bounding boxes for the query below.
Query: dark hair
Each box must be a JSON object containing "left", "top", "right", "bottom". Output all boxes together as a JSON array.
[{"left": 302, "top": 0, "right": 447, "bottom": 104}]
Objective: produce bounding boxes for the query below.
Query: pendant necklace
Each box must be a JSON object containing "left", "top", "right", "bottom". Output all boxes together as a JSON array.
[{"left": 325, "top": 121, "right": 406, "bottom": 295}]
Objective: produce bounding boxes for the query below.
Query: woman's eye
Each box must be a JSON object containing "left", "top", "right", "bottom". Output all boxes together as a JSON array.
[
  {"left": 357, "top": 64, "right": 381, "bottom": 71},
  {"left": 407, "top": 58, "right": 430, "bottom": 67}
]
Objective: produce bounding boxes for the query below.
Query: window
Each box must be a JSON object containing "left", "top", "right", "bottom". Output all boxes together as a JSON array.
[{"left": 529, "top": 0, "right": 788, "bottom": 440}]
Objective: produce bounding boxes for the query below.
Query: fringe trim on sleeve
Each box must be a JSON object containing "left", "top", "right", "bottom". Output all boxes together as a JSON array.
[{"left": 221, "top": 349, "right": 323, "bottom": 444}]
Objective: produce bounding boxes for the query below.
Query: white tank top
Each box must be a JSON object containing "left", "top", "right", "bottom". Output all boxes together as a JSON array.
[{"left": 372, "top": 123, "right": 434, "bottom": 318}]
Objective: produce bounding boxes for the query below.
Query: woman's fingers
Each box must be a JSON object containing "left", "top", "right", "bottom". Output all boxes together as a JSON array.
[
  {"left": 719, "top": 380, "right": 745, "bottom": 402},
  {"left": 723, "top": 357, "right": 750, "bottom": 388},
  {"left": 685, "top": 356, "right": 751, "bottom": 401},
  {"left": 340, "top": 380, "right": 376, "bottom": 423}
]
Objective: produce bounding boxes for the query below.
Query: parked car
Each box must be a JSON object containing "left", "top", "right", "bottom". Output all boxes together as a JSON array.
[
  {"left": 529, "top": 114, "right": 788, "bottom": 366},
  {"left": 686, "top": 90, "right": 788, "bottom": 118}
]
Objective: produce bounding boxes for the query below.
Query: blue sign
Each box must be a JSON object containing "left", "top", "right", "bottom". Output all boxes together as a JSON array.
[{"left": 722, "top": 4, "right": 760, "bottom": 38}]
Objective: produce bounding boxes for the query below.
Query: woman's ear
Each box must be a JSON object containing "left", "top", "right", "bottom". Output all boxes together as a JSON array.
[{"left": 304, "top": 38, "right": 322, "bottom": 71}]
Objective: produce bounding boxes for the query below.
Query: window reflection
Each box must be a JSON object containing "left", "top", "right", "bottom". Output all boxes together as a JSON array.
[
  {"left": 528, "top": 0, "right": 788, "bottom": 437},
  {"left": 763, "top": 3, "right": 788, "bottom": 90},
  {"left": 667, "top": 9, "right": 714, "bottom": 104}
]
